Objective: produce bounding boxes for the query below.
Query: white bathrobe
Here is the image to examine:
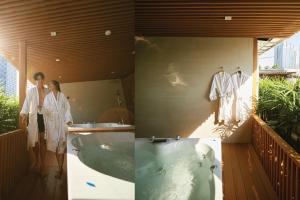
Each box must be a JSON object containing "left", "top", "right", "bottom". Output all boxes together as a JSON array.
[
  {"left": 20, "top": 86, "right": 49, "bottom": 148},
  {"left": 43, "top": 91, "right": 72, "bottom": 153},
  {"left": 209, "top": 72, "right": 234, "bottom": 124},
  {"left": 231, "top": 71, "right": 251, "bottom": 122}
]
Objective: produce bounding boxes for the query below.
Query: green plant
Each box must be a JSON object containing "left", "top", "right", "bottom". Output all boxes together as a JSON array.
[
  {"left": 0, "top": 89, "right": 19, "bottom": 133},
  {"left": 257, "top": 78, "right": 300, "bottom": 146}
]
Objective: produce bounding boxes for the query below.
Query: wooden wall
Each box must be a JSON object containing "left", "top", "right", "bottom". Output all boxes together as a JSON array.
[{"left": 0, "top": 130, "right": 29, "bottom": 200}]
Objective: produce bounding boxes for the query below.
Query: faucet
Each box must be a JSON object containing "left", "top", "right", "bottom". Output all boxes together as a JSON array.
[
  {"left": 175, "top": 135, "right": 180, "bottom": 140},
  {"left": 210, "top": 165, "right": 217, "bottom": 172},
  {"left": 150, "top": 136, "right": 168, "bottom": 143}
]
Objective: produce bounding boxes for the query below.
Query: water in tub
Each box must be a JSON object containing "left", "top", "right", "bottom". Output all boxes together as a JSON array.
[
  {"left": 72, "top": 133, "right": 134, "bottom": 182},
  {"left": 135, "top": 139, "right": 215, "bottom": 200}
]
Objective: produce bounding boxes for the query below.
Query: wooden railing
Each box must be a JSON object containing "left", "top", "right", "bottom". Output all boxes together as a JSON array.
[
  {"left": 252, "top": 115, "right": 300, "bottom": 200},
  {"left": 0, "top": 129, "right": 29, "bottom": 200}
]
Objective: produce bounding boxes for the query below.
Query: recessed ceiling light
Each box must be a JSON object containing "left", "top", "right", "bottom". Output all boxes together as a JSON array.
[
  {"left": 225, "top": 16, "right": 232, "bottom": 21},
  {"left": 55, "top": 58, "right": 60, "bottom": 62},
  {"left": 105, "top": 30, "right": 111, "bottom": 36},
  {"left": 50, "top": 32, "right": 57, "bottom": 37}
]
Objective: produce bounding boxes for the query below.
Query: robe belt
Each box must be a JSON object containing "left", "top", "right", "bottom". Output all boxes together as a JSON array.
[{"left": 219, "top": 94, "right": 227, "bottom": 98}]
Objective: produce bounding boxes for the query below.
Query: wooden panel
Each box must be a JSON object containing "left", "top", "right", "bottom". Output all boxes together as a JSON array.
[
  {"left": 0, "top": 130, "right": 29, "bottom": 200},
  {"left": 9, "top": 152, "right": 68, "bottom": 200},
  {"left": 0, "top": 0, "right": 134, "bottom": 83},
  {"left": 252, "top": 115, "right": 300, "bottom": 200},
  {"left": 136, "top": 1, "right": 300, "bottom": 38},
  {"left": 252, "top": 38, "right": 258, "bottom": 111},
  {"left": 222, "top": 143, "right": 277, "bottom": 200}
]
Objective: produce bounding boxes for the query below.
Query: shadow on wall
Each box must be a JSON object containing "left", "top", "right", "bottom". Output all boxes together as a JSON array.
[
  {"left": 135, "top": 37, "right": 254, "bottom": 143},
  {"left": 98, "top": 107, "right": 134, "bottom": 125}
]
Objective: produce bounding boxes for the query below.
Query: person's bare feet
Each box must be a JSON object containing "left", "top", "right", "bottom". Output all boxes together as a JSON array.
[
  {"left": 39, "top": 164, "right": 48, "bottom": 178},
  {"left": 29, "top": 160, "right": 36, "bottom": 170},
  {"left": 55, "top": 169, "right": 63, "bottom": 179}
]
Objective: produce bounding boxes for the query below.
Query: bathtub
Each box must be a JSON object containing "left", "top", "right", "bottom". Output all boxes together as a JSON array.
[
  {"left": 135, "top": 138, "right": 222, "bottom": 200},
  {"left": 67, "top": 132, "right": 135, "bottom": 200},
  {"left": 68, "top": 123, "right": 135, "bottom": 133}
]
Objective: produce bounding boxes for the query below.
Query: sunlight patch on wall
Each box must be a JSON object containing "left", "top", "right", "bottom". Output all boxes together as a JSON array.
[
  {"left": 135, "top": 36, "right": 161, "bottom": 52},
  {"left": 165, "top": 63, "right": 187, "bottom": 87}
]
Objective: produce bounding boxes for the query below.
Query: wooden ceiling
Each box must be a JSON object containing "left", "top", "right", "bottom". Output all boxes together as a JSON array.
[
  {"left": 135, "top": 0, "right": 300, "bottom": 38},
  {"left": 0, "top": 0, "right": 134, "bottom": 83}
]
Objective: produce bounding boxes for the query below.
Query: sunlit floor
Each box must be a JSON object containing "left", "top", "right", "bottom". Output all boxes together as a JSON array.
[
  {"left": 222, "top": 144, "right": 277, "bottom": 200},
  {"left": 9, "top": 152, "right": 67, "bottom": 200},
  {"left": 8, "top": 144, "right": 277, "bottom": 200}
]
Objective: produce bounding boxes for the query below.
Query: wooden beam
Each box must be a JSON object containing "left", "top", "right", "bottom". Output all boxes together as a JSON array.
[
  {"left": 18, "top": 41, "right": 27, "bottom": 129},
  {"left": 252, "top": 38, "right": 258, "bottom": 113}
]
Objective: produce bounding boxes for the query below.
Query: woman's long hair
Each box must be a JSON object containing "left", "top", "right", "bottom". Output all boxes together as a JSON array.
[{"left": 51, "top": 80, "right": 61, "bottom": 92}]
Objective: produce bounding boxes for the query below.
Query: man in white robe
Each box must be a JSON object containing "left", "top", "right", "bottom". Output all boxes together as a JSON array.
[
  {"left": 231, "top": 71, "right": 251, "bottom": 122},
  {"left": 20, "top": 72, "right": 49, "bottom": 175},
  {"left": 209, "top": 71, "right": 234, "bottom": 124}
]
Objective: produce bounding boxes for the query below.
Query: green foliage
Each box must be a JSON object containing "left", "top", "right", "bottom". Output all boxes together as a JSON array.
[
  {"left": 0, "top": 89, "right": 19, "bottom": 133},
  {"left": 257, "top": 78, "right": 300, "bottom": 138}
]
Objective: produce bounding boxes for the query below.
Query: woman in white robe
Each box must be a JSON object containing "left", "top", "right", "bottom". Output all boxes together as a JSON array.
[
  {"left": 209, "top": 71, "right": 234, "bottom": 124},
  {"left": 43, "top": 80, "right": 73, "bottom": 178}
]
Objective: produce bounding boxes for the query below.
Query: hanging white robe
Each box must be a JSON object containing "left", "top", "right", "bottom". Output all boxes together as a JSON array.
[
  {"left": 20, "top": 86, "right": 49, "bottom": 148},
  {"left": 43, "top": 92, "right": 72, "bottom": 153},
  {"left": 231, "top": 71, "right": 251, "bottom": 122},
  {"left": 209, "top": 72, "right": 234, "bottom": 124}
]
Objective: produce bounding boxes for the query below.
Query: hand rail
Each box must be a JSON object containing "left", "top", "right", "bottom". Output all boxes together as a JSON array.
[
  {"left": 0, "top": 129, "right": 29, "bottom": 200},
  {"left": 252, "top": 115, "right": 300, "bottom": 200}
]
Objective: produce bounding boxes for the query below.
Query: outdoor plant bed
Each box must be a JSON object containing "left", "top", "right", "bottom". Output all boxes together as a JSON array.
[
  {"left": 0, "top": 89, "right": 19, "bottom": 134},
  {"left": 256, "top": 78, "right": 300, "bottom": 153}
]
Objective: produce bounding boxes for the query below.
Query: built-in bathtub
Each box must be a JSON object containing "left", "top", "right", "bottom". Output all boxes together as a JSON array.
[
  {"left": 69, "top": 123, "right": 135, "bottom": 133},
  {"left": 135, "top": 138, "right": 222, "bottom": 200},
  {"left": 67, "top": 131, "right": 135, "bottom": 200}
]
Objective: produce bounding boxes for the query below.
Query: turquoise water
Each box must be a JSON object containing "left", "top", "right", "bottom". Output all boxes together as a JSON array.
[
  {"left": 73, "top": 135, "right": 134, "bottom": 182},
  {"left": 135, "top": 141, "right": 215, "bottom": 200}
]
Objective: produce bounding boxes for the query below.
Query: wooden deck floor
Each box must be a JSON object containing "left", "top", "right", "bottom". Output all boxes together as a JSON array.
[
  {"left": 8, "top": 144, "right": 276, "bottom": 200},
  {"left": 222, "top": 144, "right": 277, "bottom": 200},
  {"left": 9, "top": 152, "right": 67, "bottom": 200}
]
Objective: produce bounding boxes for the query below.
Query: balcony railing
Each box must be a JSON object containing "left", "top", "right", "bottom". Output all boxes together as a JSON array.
[
  {"left": 0, "top": 129, "right": 29, "bottom": 200},
  {"left": 252, "top": 115, "right": 300, "bottom": 200}
]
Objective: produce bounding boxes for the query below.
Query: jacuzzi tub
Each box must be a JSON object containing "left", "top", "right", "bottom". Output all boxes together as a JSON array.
[
  {"left": 67, "top": 132, "right": 135, "bottom": 200},
  {"left": 135, "top": 138, "right": 222, "bottom": 200},
  {"left": 68, "top": 123, "right": 135, "bottom": 133}
]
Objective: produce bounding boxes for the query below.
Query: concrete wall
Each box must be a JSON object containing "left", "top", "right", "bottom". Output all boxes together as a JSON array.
[
  {"left": 61, "top": 79, "right": 128, "bottom": 124},
  {"left": 122, "top": 73, "right": 135, "bottom": 124},
  {"left": 135, "top": 37, "right": 254, "bottom": 143}
]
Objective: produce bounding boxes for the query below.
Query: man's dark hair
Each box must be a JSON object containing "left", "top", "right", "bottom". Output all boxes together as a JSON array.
[{"left": 33, "top": 72, "right": 45, "bottom": 80}]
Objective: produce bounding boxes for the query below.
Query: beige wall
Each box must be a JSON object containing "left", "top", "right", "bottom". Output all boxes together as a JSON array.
[
  {"left": 122, "top": 73, "right": 135, "bottom": 124},
  {"left": 61, "top": 79, "right": 128, "bottom": 124},
  {"left": 135, "top": 37, "right": 254, "bottom": 143}
]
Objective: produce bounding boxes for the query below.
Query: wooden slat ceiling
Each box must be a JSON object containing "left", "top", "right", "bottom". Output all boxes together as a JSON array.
[
  {"left": 0, "top": 0, "right": 134, "bottom": 83},
  {"left": 136, "top": 0, "right": 300, "bottom": 38}
]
